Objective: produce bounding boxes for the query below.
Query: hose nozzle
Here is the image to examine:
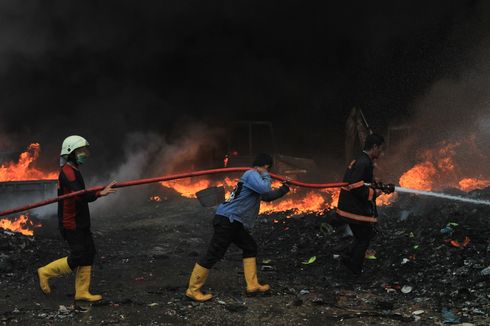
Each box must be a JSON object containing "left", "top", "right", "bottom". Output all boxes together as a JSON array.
[{"left": 366, "top": 182, "right": 396, "bottom": 194}]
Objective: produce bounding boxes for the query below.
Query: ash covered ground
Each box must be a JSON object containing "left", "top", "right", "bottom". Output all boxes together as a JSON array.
[{"left": 1, "top": 187, "right": 489, "bottom": 325}]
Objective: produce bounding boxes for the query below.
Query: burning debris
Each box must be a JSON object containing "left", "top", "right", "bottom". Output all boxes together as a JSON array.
[
  {"left": 0, "top": 143, "right": 56, "bottom": 182},
  {"left": 0, "top": 214, "right": 41, "bottom": 236}
]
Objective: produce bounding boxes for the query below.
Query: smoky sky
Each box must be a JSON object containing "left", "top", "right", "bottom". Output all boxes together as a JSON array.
[{"left": 0, "top": 0, "right": 488, "bottom": 176}]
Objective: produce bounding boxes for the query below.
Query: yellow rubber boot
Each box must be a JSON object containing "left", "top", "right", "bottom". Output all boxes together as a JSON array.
[
  {"left": 243, "top": 257, "right": 270, "bottom": 294},
  {"left": 74, "top": 266, "right": 102, "bottom": 302},
  {"left": 37, "top": 257, "right": 72, "bottom": 294},
  {"left": 185, "top": 263, "right": 213, "bottom": 302}
]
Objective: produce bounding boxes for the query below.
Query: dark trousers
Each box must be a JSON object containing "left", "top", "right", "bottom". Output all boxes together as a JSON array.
[
  {"left": 346, "top": 223, "right": 375, "bottom": 273},
  {"left": 198, "top": 215, "right": 257, "bottom": 269},
  {"left": 61, "top": 228, "right": 96, "bottom": 269}
]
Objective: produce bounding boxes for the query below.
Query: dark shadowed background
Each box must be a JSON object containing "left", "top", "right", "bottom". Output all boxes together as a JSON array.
[{"left": 0, "top": 0, "right": 489, "bottom": 181}]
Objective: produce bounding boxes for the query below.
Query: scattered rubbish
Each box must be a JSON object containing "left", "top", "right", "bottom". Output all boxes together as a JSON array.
[
  {"left": 320, "top": 222, "right": 333, "bottom": 236},
  {"left": 311, "top": 296, "right": 325, "bottom": 305},
  {"left": 299, "top": 289, "right": 310, "bottom": 295},
  {"left": 365, "top": 249, "right": 376, "bottom": 259},
  {"left": 401, "top": 258, "right": 410, "bottom": 265},
  {"left": 147, "top": 303, "right": 159, "bottom": 307},
  {"left": 58, "top": 305, "right": 71, "bottom": 315},
  {"left": 302, "top": 256, "right": 316, "bottom": 265},
  {"left": 412, "top": 310, "right": 424, "bottom": 315},
  {"left": 441, "top": 307, "right": 460, "bottom": 324},
  {"left": 262, "top": 259, "right": 272, "bottom": 264},
  {"left": 450, "top": 237, "right": 471, "bottom": 248},
  {"left": 480, "top": 266, "right": 490, "bottom": 276},
  {"left": 409, "top": 232, "right": 415, "bottom": 238},
  {"left": 261, "top": 265, "right": 274, "bottom": 271},
  {"left": 440, "top": 226, "right": 454, "bottom": 235},
  {"left": 401, "top": 285, "right": 413, "bottom": 294},
  {"left": 333, "top": 254, "right": 340, "bottom": 259},
  {"left": 384, "top": 284, "right": 401, "bottom": 293},
  {"left": 413, "top": 245, "right": 419, "bottom": 250}
]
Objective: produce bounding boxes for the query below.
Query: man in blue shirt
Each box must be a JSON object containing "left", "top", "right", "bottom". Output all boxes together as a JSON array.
[{"left": 186, "top": 153, "right": 290, "bottom": 302}]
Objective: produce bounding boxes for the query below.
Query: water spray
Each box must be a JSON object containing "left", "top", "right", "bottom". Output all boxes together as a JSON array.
[{"left": 368, "top": 183, "right": 490, "bottom": 206}]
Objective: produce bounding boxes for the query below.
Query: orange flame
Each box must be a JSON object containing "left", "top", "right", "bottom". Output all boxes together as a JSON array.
[
  {"left": 458, "top": 178, "right": 490, "bottom": 192},
  {"left": 161, "top": 175, "right": 394, "bottom": 216},
  {"left": 0, "top": 143, "right": 57, "bottom": 181},
  {"left": 161, "top": 178, "right": 212, "bottom": 198},
  {"left": 399, "top": 162, "right": 436, "bottom": 191},
  {"left": 0, "top": 214, "right": 41, "bottom": 236},
  {"left": 398, "top": 141, "right": 489, "bottom": 192},
  {"left": 149, "top": 195, "right": 162, "bottom": 202}
]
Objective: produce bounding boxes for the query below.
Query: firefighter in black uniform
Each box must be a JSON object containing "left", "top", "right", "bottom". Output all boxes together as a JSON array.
[
  {"left": 336, "top": 134, "right": 394, "bottom": 275},
  {"left": 37, "top": 135, "right": 116, "bottom": 302}
]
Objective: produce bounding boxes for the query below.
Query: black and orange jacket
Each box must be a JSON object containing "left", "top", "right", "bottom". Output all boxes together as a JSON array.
[
  {"left": 58, "top": 163, "right": 100, "bottom": 230},
  {"left": 336, "top": 152, "right": 377, "bottom": 224}
]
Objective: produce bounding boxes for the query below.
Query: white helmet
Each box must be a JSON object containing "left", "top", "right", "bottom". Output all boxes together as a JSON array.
[{"left": 60, "top": 135, "right": 90, "bottom": 156}]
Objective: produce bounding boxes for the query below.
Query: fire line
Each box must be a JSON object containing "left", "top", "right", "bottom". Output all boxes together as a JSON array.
[{"left": 0, "top": 167, "right": 349, "bottom": 217}]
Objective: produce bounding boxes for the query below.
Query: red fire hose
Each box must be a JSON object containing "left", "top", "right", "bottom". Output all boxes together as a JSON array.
[{"left": 0, "top": 167, "right": 348, "bottom": 217}]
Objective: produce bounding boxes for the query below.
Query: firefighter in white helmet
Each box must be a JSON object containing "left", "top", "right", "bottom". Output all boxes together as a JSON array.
[{"left": 37, "top": 135, "right": 116, "bottom": 302}]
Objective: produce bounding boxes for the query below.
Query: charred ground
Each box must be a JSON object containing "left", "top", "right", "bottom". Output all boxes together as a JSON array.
[{"left": 1, "top": 186, "right": 489, "bottom": 325}]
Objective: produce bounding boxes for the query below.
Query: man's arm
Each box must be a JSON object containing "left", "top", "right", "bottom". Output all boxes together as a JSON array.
[
  {"left": 261, "top": 184, "right": 290, "bottom": 202},
  {"left": 244, "top": 170, "right": 273, "bottom": 194}
]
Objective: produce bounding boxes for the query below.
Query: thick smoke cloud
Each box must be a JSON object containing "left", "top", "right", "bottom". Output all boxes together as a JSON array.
[{"left": 0, "top": 0, "right": 487, "bottom": 177}]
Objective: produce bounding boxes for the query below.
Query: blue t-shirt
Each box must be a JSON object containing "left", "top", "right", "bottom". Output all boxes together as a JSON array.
[{"left": 216, "top": 169, "right": 272, "bottom": 230}]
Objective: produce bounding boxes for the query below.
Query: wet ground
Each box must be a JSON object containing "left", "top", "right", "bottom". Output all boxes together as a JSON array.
[{"left": 1, "top": 188, "right": 489, "bottom": 325}]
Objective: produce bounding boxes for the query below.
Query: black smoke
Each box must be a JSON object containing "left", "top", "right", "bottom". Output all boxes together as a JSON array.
[{"left": 0, "top": 0, "right": 488, "bottom": 179}]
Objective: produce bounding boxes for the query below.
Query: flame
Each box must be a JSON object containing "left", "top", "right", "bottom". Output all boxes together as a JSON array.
[
  {"left": 149, "top": 195, "right": 162, "bottom": 202},
  {"left": 458, "top": 178, "right": 490, "bottom": 192},
  {"left": 161, "top": 178, "right": 212, "bottom": 198},
  {"left": 0, "top": 214, "right": 41, "bottom": 236},
  {"left": 398, "top": 141, "right": 490, "bottom": 192},
  {"left": 260, "top": 191, "right": 328, "bottom": 216},
  {"left": 224, "top": 155, "right": 229, "bottom": 167},
  {"left": 161, "top": 174, "right": 394, "bottom": 216},
  {"left": 0, "top": 143, "right": 57, "bottom": 181},
  {"left": 376, "top": 193, "right": 397, "bottom": 206},
  {"left": 399, "top": 162, "right": 436, "bottom": 191}
]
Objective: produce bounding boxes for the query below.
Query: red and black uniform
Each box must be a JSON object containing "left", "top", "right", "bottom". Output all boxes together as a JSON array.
[
  {"left": 336, "top": 152, "right": 377, "bottom": 274},
  {"left": 58, "top": 163, "right": 101, "bottom": 269}
]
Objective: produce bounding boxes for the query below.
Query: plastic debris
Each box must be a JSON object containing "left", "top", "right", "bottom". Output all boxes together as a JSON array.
[
  {"left": 441, "top": 307, "right": 460, "bottom": 324},
  {"left": 58, "top": 305, "right": 70, "bottom": 315},
  {"left": 450, "top": 237, "right": 471, "bottom": 248},
  {"left": 147, "top": 303, "right": 159, "bottom": 307},
  {"left": 301, "top": 256, "right": 316, "bottom": 265},
  {"left": 401, "top": 285, "right": 413, "bottom": 294},
  {"left": 401, "top": 258, "right": 410, "bottom": 265},
  {"left": 480, "top": 266, "right": 490, "bottom": 276},
  {"left": 440, "top": 226, "right": 454, "bottom": 235},
  {"left": 412, "top": 310, "right": 424, "bottom": 315},
  {"left": 262, "top": 259, "right": 272, "bottom": 264},
  {"left": 365, "top": 249, "right": 376, "bottom": 259},
  {"left": 261, "top": 265, "right": 274, "bottom": 271}
]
